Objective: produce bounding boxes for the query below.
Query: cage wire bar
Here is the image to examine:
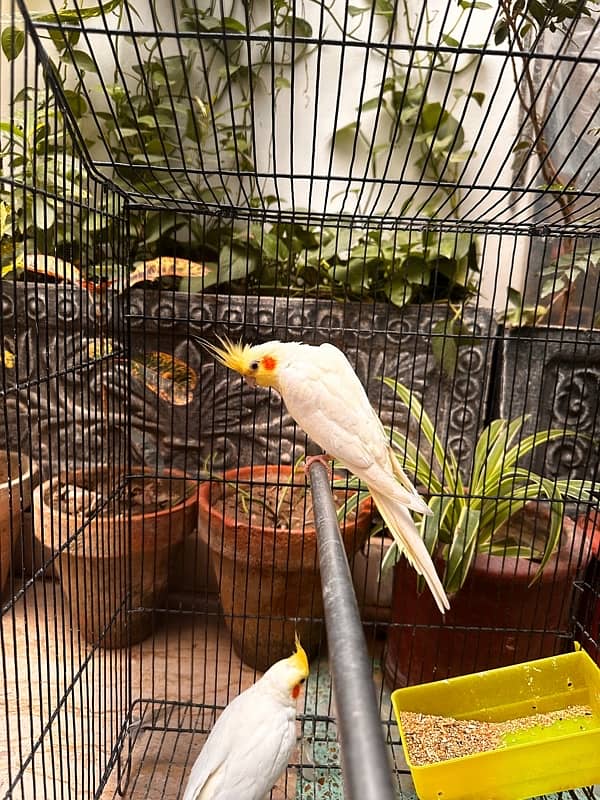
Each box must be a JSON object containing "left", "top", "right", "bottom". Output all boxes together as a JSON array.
[{"left": 0, "top": 0, "right": 600, "bottom": 798}]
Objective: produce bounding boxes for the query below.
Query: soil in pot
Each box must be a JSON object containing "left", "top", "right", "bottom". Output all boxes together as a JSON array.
[
  {"left": 34, "top": 467, "right": 197, "bottom": 648},
  {"left": 199, "top": 465, "right": 373, "bottom": 672},
  {"left": 384, "top": 510, "right": 585, "bottom": 689}
]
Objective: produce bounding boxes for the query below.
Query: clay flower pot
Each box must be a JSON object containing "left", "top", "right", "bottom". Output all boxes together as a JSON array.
[
  {"left": 198, "top": 464, "right": 373, "bottom": 672},
  {"left": 384, "top": 516, "right": 587, "bottom": 688},
  {"left": 33, "top": 466, "right": 197, "bottom": 648},
  {"left": 1, "top": 451, "right": 36, "bottom": 599}
]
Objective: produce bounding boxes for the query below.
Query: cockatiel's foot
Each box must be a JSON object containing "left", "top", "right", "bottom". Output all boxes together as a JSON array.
[{"left": 304, "top": 453, "right": 334, "bottom": 479}]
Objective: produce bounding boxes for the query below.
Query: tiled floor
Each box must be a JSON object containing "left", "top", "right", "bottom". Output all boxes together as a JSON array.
[{"left": 1, "top": 580, "right": 598, "bottom": 800}]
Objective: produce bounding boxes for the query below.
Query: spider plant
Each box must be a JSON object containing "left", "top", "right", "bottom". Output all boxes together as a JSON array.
[{"left": 380, "top": 379, "right": 597, "bottom": 595}]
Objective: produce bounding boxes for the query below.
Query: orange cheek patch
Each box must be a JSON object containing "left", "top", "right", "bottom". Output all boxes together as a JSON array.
[
  {"left": 292, "top": 684, "right": 301, "bottom": 699},
  {"left": 262, "top": 356, "right": 277, "bottom": 371}
]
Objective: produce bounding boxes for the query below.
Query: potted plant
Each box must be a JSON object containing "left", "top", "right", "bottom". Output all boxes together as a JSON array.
[
  {"left": 198, "top": 463, "right": 373, "bottom": 672},
  {"left": 33, "top": 465, "right": 197, "bottom": 648},
  {"left": 0, "top": 449, "right": 36, "bottom": 599},
  {"left": 574, "top": 509, "right": 600, "bottom": 666},
  {"left": 380, "top": 379, "right": 598, "bottom": 687}
]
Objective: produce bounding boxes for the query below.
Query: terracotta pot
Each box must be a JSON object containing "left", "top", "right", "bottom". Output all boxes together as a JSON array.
[
  {"left": 384, "top": 517, "right": 587, "bottom": 688},
  {"left": 198, "top": 464, "right": 373, "bottom": 672},
  {"left": 33, "top": 466, "right": 197, "bottom": 648},
  {"left": 1, "top": 452, "right": 36, "bottom": 599}
]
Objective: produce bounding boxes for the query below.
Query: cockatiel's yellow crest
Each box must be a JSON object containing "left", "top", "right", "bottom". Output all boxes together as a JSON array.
[
  {"left": 181, "top": 638, "right": 309, "bottom": 799},
  {"left": 203, "top": 336, "right": 450, "bottom": 614},
  {"left": 202, "top": 336, "right": 281, "bottom": 389}
]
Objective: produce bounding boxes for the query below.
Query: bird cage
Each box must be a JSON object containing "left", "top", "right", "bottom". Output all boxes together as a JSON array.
[{"left": 0, "top": 0, "right": 599, "bottom": 798}]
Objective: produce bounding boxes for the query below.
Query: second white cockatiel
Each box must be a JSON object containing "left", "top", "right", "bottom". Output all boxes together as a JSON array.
[
  {"left": 203, "top": 337, "right": 449, "bottom": 613},
  {"left": 181, "top": 636, "right": 309, "bottom": 799}
]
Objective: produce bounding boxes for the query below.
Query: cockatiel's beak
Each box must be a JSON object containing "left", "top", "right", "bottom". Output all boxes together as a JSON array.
[{"left": 244, "top": 375, "right": 257, "bottom": 388}]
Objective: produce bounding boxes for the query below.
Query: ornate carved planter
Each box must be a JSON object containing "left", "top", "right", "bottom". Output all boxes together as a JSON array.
[
  {"left": 0, "top": 283, "right": 121, "bottom": 480},
  {"left": 126, "top": 291, "right": 495, "bottom": 477},
  {"left": 497, "top": 327, "right": 600, "bottom": 483}
]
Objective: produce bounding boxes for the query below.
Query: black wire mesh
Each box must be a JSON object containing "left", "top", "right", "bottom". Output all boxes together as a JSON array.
[{"left": 0, "top": 0, "right": 599, "bottom": 798}]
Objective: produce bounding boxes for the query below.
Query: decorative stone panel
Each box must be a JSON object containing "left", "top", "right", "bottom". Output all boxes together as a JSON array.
[
  {"left": 0, "top": 284, "right": 126, "bottom": 480},
  {"left": 2, "top": 285, "right": 496, "bottom": 482},
  {"left": 126, "top": 291, "right": 495, "bottom": 479},
  {"left": 498, "top": 328, "right": 600, "bottom": 482}
]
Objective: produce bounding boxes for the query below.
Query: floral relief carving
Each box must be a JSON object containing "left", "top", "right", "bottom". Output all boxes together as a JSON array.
[{"left": 3, "top": 286, "right": 494, "bottom": 480}]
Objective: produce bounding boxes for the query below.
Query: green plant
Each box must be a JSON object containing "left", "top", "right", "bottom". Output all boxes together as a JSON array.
[
  {"left": 497, "top": 0, "right": 600, "bottom": 327},
  {"left": 381, "top": 378, "right": 597, "bottom": 594},
  {"left": 0, "top": 0, "right": 312, "bottom": 269},
  {"left": 504, "top": 239, "right": 600, "bottom": 328},
  {"left": 195, "top": 219, "right": 478, "bottom": 308}
]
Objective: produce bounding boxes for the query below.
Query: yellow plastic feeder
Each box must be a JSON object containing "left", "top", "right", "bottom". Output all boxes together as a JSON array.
[{"left": 391, "top": 646, "right": 600, "bottom": 800}]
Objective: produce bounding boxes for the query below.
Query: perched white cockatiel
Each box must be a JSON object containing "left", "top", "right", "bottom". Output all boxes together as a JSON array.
[
  {"left": 181, "top": 636, "right": 309, "bottom": 800},
  {"left": 204, "top": 337, "right": 449, "bottom": 614}
]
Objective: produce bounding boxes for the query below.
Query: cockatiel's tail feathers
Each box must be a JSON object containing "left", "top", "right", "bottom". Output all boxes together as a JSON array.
[
  {"left": 389, "top": 447, "right": 432, "bottom": 517},
  {"left": 290, "top": 634, "right": 309, "bottom": 677},
  {"left": 368, "top": 487, "right": 449, "bottom": 613}
]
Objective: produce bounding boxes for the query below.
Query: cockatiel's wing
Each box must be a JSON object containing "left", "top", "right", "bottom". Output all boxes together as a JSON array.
[
  {"left": 182, "top": 687, "right": 296, "bottom": 800},
  {"left": 277, "top": 342, "right": 449, "bottom": 612},
  {"left": 278, "top": 343, "right": 428, "bottom": 514}
]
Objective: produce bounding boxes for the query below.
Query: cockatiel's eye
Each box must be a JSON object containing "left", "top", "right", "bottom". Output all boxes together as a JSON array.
[{"left": 249, "top": 360, "right": 259, "bottom": 371}]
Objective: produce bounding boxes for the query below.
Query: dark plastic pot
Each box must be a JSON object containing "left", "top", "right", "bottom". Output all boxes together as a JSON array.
[{"left": 384, "top": 518, "right": 587, "bottom": 688}]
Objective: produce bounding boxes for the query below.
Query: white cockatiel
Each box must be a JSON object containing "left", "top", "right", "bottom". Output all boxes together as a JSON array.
[
  {"left": 182, "top": 637, "right": 309, "bottom": 800},
  {"left": 204, "top": 337, "right": 449, "bottom": 614}
]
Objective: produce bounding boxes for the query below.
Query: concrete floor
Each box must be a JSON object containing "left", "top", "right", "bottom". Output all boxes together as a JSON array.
[
  {"left": 0, "top": 578, "right": 411, "bottom": 799},
  {"left": 1, "top": 579, "right": 597, "bottom": 800}
]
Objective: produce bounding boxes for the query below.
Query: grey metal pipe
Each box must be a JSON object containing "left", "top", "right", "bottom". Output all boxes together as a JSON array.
[{"left": 307, "top": 458, "right": 397, "bottom": 800}]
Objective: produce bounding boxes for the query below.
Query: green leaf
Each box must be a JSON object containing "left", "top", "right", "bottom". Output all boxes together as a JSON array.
[
  {"left": 62, "top": 88, "right": 88, "bottom": 118},
  {"left": 494, "top": 21, "right": 509, "bottom": 45},
  {"left": 383, "top": 378, "right": 462, "bottom": 492},
  {"left": 504, "top": 428, "right": 577, "bottom": 476},
  {"left": 1, "top": 27, "right": 25, "bottom": 61},
  {"left": 430, "top": 319, "right": 459, "bottom": 379},
  {"left": 441, "top": 34, "right": 459, "bottom": 47},
  {"left": 390, "top": 433, "right": 443, "bottom": 496},
  {"left": 359, "top": 97, "right": 384, "bottom": 113},
  {"left": 444, "top": 505, "right": 482, "bottom": 593},
  {"left": 217, "top": 244, "right": 256, "bottom": 284},
  {"left": 471, "top": 418, "right": 508, "bottom": 492},
  {"left": 348, "top": 3, "right": 371, "bottom": 14},
  {"left": 416, "top": 494, "right": 457, "bottom": 594},
  {"left": 528, "top": 480, "right": 564, "bottom": 585},
  {"left": 474, "top": 416, "right": 528, "bottom": 493},
  {"left": 423, "top": 495, "right": 455, "bottom": 555},
  {"left": 31, "top": 0, "right": 123, "bottom": 23},
  {"left": 285, "top": 16, "right": 313, "bottom": 37},
  {"left": 387, "top": 274, "right": 413, "bottom": 307},
  {"left": 69, "top": 49, "right": 98, "bottom": 73},
  {"left": 274, "top": 76, "right": 290, "bottom": 89},
  {"left": 34, "top": 195, "right": 55, "bottom": 229},
  {"left": 220, "top": 16, "right": 246, "bottom": 33}
]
